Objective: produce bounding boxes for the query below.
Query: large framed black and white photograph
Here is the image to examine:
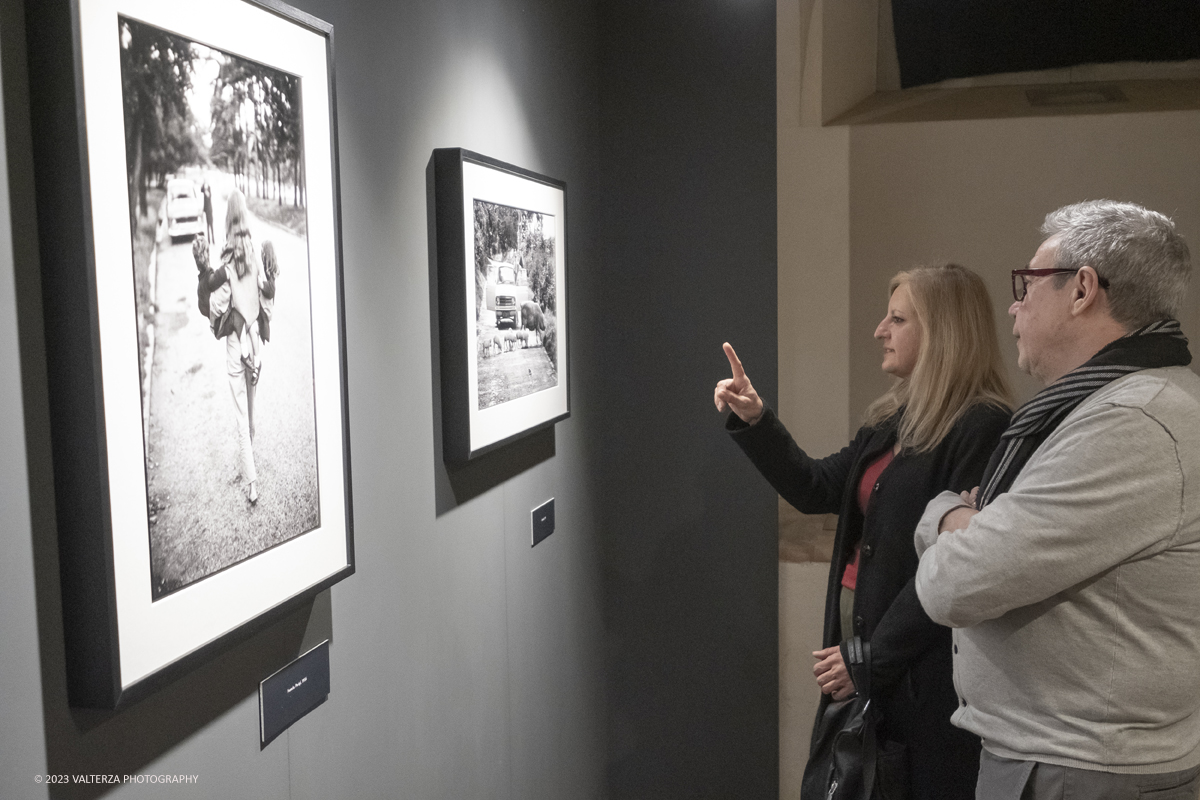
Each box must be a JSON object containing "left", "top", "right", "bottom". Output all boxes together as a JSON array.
[
  {"left": 433, "top": 149, "right": 569, "bottom": 461},
  {"left": 27, "top": 0, "right": 352, "bottom": 707}
]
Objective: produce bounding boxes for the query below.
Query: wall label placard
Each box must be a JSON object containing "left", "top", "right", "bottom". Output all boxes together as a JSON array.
[
  {"left": 260, "top": 640, "right": 331, "bottom": 746},
  {"left": 532, "top": 498, "right": 555, "bottom": 547}
]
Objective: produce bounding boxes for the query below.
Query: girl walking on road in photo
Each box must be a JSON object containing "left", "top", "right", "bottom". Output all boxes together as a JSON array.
[{"left": 222, "top": 190, "right": 263, "bottom": 505}]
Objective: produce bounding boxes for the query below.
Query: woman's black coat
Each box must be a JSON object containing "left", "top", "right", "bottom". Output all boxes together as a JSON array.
[{"left": 728, "top": 402, "right": 1010, "bottom": 800}]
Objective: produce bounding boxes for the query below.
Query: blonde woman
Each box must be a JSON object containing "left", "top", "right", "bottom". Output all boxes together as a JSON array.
[{"left": 714, "top": 264, "right": 1012, "bottom": 799}]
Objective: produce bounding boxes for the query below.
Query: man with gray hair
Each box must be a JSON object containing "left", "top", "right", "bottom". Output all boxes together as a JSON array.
[{"left": 913, "top": 200, "right": 1200, "bottom": 798}]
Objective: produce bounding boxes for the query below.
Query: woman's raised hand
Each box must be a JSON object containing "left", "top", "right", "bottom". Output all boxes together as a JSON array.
[{"left": 714, "top": 342, "right": 764, "bottom": 425}]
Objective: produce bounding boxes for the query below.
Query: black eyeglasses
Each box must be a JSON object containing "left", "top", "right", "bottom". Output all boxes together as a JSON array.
[{"left": 1011, "top": 268, "right": 1110, "bottom": 302}]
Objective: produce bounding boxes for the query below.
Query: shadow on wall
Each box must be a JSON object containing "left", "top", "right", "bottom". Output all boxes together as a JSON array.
[
  {"left": 602, "top": 425, "right": 778, "bottom": 798},
  {"left": 424, "top": 157, "right": 556, "bottom": 516}
]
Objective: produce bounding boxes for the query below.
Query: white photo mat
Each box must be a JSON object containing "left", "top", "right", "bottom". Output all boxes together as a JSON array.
[
  {"left": 77, "top": 0, "right": 349, "bottom": 691},
  {"left": 460, "top": 160, "right": 568, "bottom": 454}
]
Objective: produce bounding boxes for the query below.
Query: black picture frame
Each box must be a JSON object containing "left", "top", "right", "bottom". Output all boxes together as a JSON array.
[
  {"left": 432, "top": 148, "right": 569, "bottom": 462},
  {"left": 26, "top": 0, "right": 354, "bottom": 708}
]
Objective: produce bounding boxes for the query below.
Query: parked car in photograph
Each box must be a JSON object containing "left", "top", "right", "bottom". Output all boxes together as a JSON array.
[
  {"left": 484, "top": 259, "right": 532, "bottom": 328},
  {"left": 165, "top": 178, "right": 205, "bottom": 241}
]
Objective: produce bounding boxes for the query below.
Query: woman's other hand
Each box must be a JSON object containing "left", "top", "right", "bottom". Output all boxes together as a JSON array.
[
  {"left": 714, "top": 343, "right": 764, "bottom": 424},
  {"left": 813, "top": 645, "right": 855, "bottom": 700},
  {"left": 940, "top": 485, "right": 981, "bottom": 534},
  {"left": 959, "top": 486, "right": 979, "bottom": 509}
]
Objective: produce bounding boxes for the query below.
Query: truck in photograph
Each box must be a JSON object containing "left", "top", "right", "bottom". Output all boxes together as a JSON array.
[{"left": 484, "top": 259, "right": 532, "bottom": 328}]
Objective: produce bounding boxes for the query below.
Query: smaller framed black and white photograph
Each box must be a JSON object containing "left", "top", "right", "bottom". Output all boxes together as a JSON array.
[{"left": 433, "top": 149, "right": 569, "bottom": 461}]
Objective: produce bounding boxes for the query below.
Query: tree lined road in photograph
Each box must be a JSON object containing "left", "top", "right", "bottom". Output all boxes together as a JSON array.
[
  {"left": 144, "top": 175, "right": 319, "bottom": 597},
  {"left": 473, "top": 202, "right": 559, "bottom": 409},
  {"left": 119, "top": 15, "right": 320, "bottom": 597}
]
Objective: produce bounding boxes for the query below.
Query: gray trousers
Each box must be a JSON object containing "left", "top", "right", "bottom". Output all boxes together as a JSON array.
[{"left": 978, "top": 747, "right": 1200, "bottom": 800}]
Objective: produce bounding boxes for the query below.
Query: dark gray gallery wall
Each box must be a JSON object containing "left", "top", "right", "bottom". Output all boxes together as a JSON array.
[
  {"left": 595, "top": 2, "right": 779, "bottom": 798},
  {"left": 0, "top": 0, "right": 777, "bottom": 799},
  {"left": 0, "top": 0, "right": 48, "bottom": 790},
  {"left": 258, "top": 2, "right": 610, "bottom": 799}
]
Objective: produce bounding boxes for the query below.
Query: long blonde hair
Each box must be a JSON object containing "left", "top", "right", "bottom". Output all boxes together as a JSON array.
[
  {"left": 224, "top": 189, "right": 254, "bottom": 278},
  {"left": 864, "top": 263, "right": 1013, "bottom": 453}
]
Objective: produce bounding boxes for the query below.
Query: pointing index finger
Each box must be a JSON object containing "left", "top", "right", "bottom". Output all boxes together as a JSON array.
[{"left": 723, "top": 342, "right": 746, "bottom": 379}]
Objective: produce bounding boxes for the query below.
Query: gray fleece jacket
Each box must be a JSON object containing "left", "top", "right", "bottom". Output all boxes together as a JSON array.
[{"left": 914, "top": 366, "right": 1200, "bottom": 774}]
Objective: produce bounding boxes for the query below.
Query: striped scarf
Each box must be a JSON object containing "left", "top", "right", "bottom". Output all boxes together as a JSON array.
[{"left": 977, "top": 319, "right": 1191, "bottom": 508}]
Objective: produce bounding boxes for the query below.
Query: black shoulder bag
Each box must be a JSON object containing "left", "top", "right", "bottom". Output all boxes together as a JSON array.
[{"left": 799, "top": 637, "right": 908, "bottom": 800}]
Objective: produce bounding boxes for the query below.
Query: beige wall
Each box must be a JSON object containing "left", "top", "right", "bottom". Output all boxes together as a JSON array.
[
  {"left": 777, "top": 1, "right": 852, "bottom": 796},
  {"left": 778, "top": 0, "right": 854, "bottom": 457},
  {"left": 820, "top": 0, "right": 878, "bottom": 122},
  {"left": 847, "top": 112, "right": 1200, "bottom": 420}
]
